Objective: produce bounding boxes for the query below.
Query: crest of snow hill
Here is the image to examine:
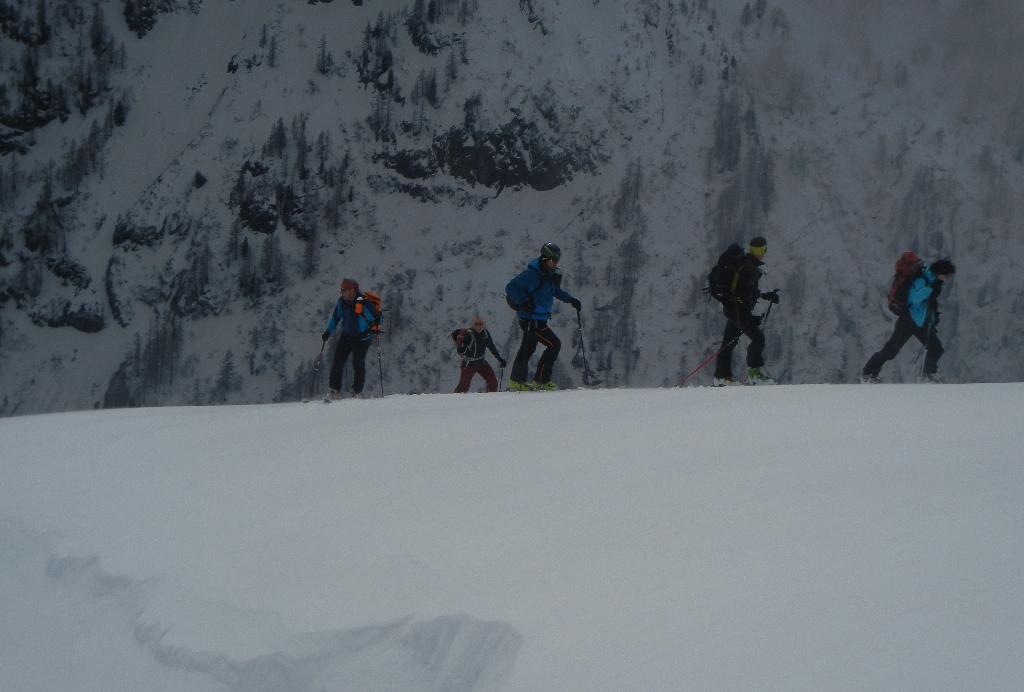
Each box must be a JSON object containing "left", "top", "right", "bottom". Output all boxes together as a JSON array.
[{"left": 1, "top": 0, "right": 1023, "bottom": 414}]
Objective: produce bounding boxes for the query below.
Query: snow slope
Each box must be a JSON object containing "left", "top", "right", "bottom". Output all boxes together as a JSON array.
[{"left": 2, "top": 384, "right": 1023, "bottom": 691}]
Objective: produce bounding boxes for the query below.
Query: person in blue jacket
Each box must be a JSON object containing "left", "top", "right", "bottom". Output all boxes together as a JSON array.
[
  {"left": 862, "top": 258, "right": 956, "bottom": 383},
  {"left": 321, "top": 278, "right": 381, "bottom": 399},
  {"left": 504, "top": 243, "right": 582, "bottom": 391}
]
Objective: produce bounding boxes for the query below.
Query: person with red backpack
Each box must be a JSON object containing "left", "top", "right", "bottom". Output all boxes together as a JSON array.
[
  {"left": 321, "top": 278, "right": 382, "bottom": 399},
  {"left": 861, "top": 258, "right": 956, "bottom": 383},
  {"left": 451, "top": 318, "right": 507, "bottom": 393}
]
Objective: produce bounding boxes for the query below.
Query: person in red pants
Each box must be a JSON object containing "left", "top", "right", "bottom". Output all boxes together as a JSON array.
[{"left": 451, "top": 318, "right": 506, "bottom": 393}]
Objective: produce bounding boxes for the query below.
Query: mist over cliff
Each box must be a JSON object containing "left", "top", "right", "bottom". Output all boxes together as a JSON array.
[{"left": 1, "top": 0, "right": 1022, "bottom": 414}]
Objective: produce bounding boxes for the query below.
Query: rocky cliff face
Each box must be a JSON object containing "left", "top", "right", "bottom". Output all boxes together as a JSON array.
[{"left": 1, "top": 0, "right": 1023, "bottom": 414}]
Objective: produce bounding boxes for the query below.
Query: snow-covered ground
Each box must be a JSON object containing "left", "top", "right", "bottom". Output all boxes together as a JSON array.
[{"left": 2, "top": 383, "right": 1022, "bottom": 691}]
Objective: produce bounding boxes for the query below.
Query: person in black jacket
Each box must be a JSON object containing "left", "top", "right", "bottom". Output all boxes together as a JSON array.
[
  {"left": 451, "top": 318, "right": 506, "bottom": 393},
  {"left": 713, "top": 236, "right": 780, "bottom": 386}
]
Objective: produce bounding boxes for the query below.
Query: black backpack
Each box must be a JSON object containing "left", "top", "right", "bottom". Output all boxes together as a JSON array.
[
  {"left": 704, "top": 244, "right": 746, "bottom": 303},
  {"left": 504, "top": 267, "right": 562, "bottom": 310}
]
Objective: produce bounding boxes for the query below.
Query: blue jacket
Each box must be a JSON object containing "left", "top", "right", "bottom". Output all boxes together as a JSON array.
[
  {"left": 907, "top": 268, "right": 940, "bottom": 327},
  {"left": 505, "top": 258, "right": 576, "bottom": 321},
  {"left": 325, "top": 294, "right": 381, "bottom": 340}
]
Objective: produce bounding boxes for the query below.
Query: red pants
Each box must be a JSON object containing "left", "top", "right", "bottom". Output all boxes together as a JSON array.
[{"left": 454, "top": 361, "right": 499, "bottom": 393}]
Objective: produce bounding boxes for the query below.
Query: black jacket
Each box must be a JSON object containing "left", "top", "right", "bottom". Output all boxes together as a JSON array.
[
  {"left": 452, "top": 328, "right": 501, "bottom": 363},
  {"left": 729, "top": 254, "right": 765, "bottom": 310}
]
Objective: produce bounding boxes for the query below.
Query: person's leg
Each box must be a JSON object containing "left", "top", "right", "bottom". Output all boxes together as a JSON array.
[
  {"left": 863, "top": 316, "right": 916, "bottom": 377},
  {"left": 328, "top": 338, "right": 353, "bottom": 391},
  {"left": 714, "top": 315, "right": 743, "bottom": 379},
  {"left": 739, "top": 314, "right": 766, "bottom": 369},
  {"left": 919, "top": 325, "right": 945, "bottom": 376},
  {"left": 350, "top": 339, "right": 372, "bottom": 393},
  {"left": 511, "top": 320, "right": 540, "bottom": 383},
  {"left": 454, "top": 363, "right": 477, "bottom": 393},
  {"left": 533, "top": 325, "right": 561, "bottom": 384},
  {"left": 479, "top": 362, "right": 499, "bottom": 392}
]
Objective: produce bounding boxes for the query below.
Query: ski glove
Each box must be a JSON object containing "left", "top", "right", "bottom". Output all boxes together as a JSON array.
[
  {"left": 497, "top": 358, "right": 507, "bottom": 368},
  {"left": 519, "top": 299, "right": 535, "bottom": 313},
  {"left": 569, "top": 298, "right": 582, "bottom": 311},
  {"left": 321, "top": 330, "right": 331, "bottom": 342},
  {"left": 761, "top": 290, "right": 780, "bottom": 304}
]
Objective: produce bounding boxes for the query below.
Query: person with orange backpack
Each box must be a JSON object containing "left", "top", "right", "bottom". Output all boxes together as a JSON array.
[
  {"left": 321, "top": 278, "right": 382, "bottom": 399},
  {"left": 451, "top": 317, "right": 506, "bottom": 393},
  {"left": 861, "top": 257, "right": 956, "bottom": 383}
]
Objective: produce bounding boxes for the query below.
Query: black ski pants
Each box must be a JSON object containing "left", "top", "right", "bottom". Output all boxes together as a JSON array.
[
  {"left": 511, "top": 319, "right": 561, "bottom": 384},
  {"left": 863, "top": 315, "right": 943, "bottom": 377},
  {"left": 329, "top": 336, "right": 372, "bottom": 394},
  {"left": 714, "top": 305, "right": 765, "bottom": 378}
]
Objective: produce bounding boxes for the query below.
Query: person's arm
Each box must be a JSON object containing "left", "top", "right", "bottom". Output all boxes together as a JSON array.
[
  {"left": 485, "top": 333, "right": 506, "bottom": 367},
  {"left": 554, "top": 286, "right": 582, "bottom": 311},
  {"left": 322, "top": 300, "right": 342, "bottom": 340},
  {"left": 907, "top": 278, "right": 934, "bottom": 309},
  {"left": 907, "top": 277, "right": 934, "bottom": 326}
]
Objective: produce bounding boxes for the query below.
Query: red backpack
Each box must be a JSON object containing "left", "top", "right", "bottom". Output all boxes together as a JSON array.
[{"left": 887, "top": 251, "right": 923, "bottom": 316}]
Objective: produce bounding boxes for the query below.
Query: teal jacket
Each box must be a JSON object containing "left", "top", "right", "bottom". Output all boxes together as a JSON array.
[{"left": 907, "top": 268, "right": 940, "bottom": 327}]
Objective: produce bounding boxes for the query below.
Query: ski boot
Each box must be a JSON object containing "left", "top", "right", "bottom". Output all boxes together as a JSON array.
[
  {"left": 859, "top": 374, "right": 881, "bottom": 384},
  {"left": 712, "top": 376, "right": 740, "bottom": 387},
  {"left": 746, "top": 367, "right": 776, "bottom": 385},
  {"left": 508, "top": 380, "right": 535, "bottom": 392},
  {"left": 533, "top": 381, "right": 560, "bottom": 392}
]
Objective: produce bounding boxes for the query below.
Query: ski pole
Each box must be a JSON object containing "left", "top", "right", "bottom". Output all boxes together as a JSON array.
[
  {"left": 306, "top": 342, "right": 325, "bottom": 402},
  {"left": 576, "top": 308, "right": 592, "bottom": 387},
  {"left": 375, "top": 333, "right": 385, "bottom": 398},
  {"left": 675, "top": 334, "right": 741, "bottom": 387},
  {"left": 918, "top": 322, "right": 933, "bottom": 380},
  {"left": 558, "top": 204, "right": 586, "bottom": 234}
]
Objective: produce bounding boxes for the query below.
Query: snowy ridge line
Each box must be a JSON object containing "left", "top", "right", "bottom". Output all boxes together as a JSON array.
[{"left": 1, "top": 519, "right": 521, "bottom": 692}]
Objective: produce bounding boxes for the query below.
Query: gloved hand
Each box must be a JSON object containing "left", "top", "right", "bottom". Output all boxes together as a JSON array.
[
  {"left": 498, "top": 357, "right": 507, "bottom": 369},
  {"left": 569, "top": 297, "right": 582, "bottom": 311},
  {"left": 321, "top": 330, "right": 331, "bottom": 343},
  {"left": 519, "top": 299, "right": 535, "bottom": 313},
  {"left": 761, "top": 290, "right": 780, "bottom": 304}
]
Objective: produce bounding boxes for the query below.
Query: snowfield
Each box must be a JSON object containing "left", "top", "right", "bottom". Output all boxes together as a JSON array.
[{"left": 2, "top": 384, "right": 1023, "bottom": 691}]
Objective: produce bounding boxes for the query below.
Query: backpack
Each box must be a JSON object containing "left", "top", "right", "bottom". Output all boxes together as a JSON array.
[
  {"left": 452, "top": 328, "right": 469, "bottom": 349},
  {"left": 887, "top": 251, "right": 923, "bottom": 317},
  {"left": 504, "top": 267, "right": 562, "bottom": 310},
  {"left": 705, "top": 244, "right": 746, "bottom": 303},
  {"left": 356, "top": 291, "right": 383, "bottom": 333}
]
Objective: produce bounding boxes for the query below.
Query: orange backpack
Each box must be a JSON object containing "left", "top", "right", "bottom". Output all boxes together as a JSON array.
[{"left": 355, "top": 291, "right": 383, "bottom": 333}]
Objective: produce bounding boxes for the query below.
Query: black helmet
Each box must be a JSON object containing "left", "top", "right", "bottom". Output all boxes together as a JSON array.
[{"left": 540, "top": 242, "right": 562, "bottom": 261}]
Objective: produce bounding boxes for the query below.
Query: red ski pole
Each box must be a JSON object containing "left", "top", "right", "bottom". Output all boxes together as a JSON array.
[{"left": 675, "top": 335, "right": 739, "bottom": 387}]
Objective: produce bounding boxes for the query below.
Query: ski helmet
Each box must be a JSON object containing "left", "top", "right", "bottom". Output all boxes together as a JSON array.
[{"left": 540, "top": 242, "right": 562, "bottom": 262}]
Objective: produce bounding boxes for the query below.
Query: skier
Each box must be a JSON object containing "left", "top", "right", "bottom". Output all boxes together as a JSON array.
[
  {"left": 321, "top": 278, "right": 381, "bottom": 399},
  {"left": 451, "top": 318, "right": 506, "bottom": 393},
  {"left": 713, "top": 236, "right": 780, "bottom": 386},
  {"left": 861, "top": 258, "right": 956, "bottom": 383},
  {"left": 504, "top": 242, "right": 582, "bottom": 391}
]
